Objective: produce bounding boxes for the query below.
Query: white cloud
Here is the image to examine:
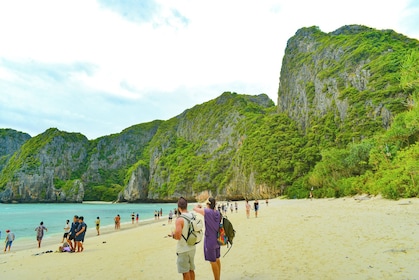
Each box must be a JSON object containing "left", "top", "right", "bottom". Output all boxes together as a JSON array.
[{"left": 0, "top": 0, "right": 418, "bottom": 139}]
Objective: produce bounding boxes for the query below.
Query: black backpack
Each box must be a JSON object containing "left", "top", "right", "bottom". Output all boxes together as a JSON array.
[{"left": 218, "top": 214, "right": 236, "bottom": 257}]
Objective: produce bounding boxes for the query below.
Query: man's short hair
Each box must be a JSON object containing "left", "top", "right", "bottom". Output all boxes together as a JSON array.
[{"left": 178, "top": 197, "right": 188, "bottom": 210}]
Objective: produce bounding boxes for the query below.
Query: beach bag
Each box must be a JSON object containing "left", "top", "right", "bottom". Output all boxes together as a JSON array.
[
  {"left": 181, "top": 213, "right": 203, "bottom": 246},
  {"left": 218, "top": 215, "right": 236, "bottom": 257}
]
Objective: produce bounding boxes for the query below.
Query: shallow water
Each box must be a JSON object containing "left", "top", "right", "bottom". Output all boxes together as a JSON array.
[{"left": 0, "top": 202, "right": 177, "bottom": 241}]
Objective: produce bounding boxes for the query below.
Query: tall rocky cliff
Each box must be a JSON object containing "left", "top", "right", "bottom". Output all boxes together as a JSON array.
[
  {"left": 278, "top": 25, "right": 419, "bottom": 145},
  {"left": 0, "top": 129, "right": 31, "bottom": 172},
  {"left": 1, "top": 25, "right": 418, "bottom": 203},
  {"left": 0, "top": 93, "right": 277, "bottom": 202}
]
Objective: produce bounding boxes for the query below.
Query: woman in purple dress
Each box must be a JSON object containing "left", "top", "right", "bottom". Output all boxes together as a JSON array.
[{"left": 194, "top": 197, "right": 221, "bottom": 280}]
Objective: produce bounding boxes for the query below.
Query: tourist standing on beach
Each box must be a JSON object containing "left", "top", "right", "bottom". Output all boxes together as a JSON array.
[
  {"left": 170, "top": 197, "right": 196, "bottom": 280},
  {"left": 75, "top": 216, "right": 87, "bottom": 252},
  {"left": 245, "top": 199, "right": 251, "bottom": 219},
  {"left": 168, "top": 210, "right": 173, "bottom": 224},
  {"left": 4, "top": 229, "right": 15, "bottom": 253},
  {"left": 96, "top": 217, "right": 100, "bottom": 235},
  {"left": 136, "top": 213, "right": 139, "bottom": 223},
  {"left": 67, "top": 215, "right": 79, "bottom": 251},
  {"left": 194, "top": 197, "right": 221, "bottom": 280},
  {"left": 35, "top": 221, "right": 48, "bottom": 248},
  {"left": 131, "top": 212, "right": 135, "bottom": 224},
  {"left": 62, "top": 219, "right": 70, "bottom": 243},
  {"left": 254, "top": 200, "right": 259, "bottom": 218},
  {"left": 235, "top": 201, "right": 238, "bottom": 213},
  {"left": 114, "top": 214, "right": 121, "bottom": 230}
]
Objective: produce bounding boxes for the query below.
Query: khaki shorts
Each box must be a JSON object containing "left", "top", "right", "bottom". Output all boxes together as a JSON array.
[{"left": 177, "top": 248, "right": 196, "bottom": 274}]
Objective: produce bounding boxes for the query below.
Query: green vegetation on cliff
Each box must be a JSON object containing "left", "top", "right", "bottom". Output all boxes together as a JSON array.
[{"left": 1, "top": 25, "right": 418, "bottom": 202}]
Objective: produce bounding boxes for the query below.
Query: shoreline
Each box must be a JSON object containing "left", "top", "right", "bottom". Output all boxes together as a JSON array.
[
  {"left": 6, "top": 215, "right": 170, "bottom": 252},
  {"left": 2, "top": 197, "right": 419, "bottom": 279}
]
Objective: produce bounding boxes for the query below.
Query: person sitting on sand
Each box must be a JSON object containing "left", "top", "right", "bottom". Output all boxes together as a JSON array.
[{"left": 58, "top": 241, "right": 71, "bottom": 252}]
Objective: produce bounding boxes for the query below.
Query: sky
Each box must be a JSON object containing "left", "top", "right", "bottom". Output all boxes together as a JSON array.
[{"left": 0, "top": 0, "right": 418, "bottom": 139}]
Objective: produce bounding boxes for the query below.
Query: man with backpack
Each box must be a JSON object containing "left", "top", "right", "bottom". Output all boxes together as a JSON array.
[
  {"left": 194, "top": 197, "right": 221, "bottom": 280},
  {"left": 170, "top": 197, "right": 196, "bottom": 280}
]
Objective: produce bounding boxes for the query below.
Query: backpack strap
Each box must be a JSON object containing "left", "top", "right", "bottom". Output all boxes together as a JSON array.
[{"left": 180, "top": 213, "right": 193, "bottom": 241}]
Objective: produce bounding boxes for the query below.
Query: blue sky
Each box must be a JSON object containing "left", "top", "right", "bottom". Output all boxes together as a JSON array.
[{"left": 0, "top": 0, "right": 418, "bottom": 139}]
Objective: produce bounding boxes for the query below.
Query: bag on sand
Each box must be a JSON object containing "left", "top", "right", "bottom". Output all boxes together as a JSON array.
[
  {"left": 181, "top": 213, "right": 203, "bottom": 246},
  {"left": 217, "top": 214, "right": 236, "bottom": 257}
]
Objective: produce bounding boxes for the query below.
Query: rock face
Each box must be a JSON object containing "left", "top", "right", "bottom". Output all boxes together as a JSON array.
[
  {"left": 0, "top": 129, "right": 31, "bottom": 172},
  {"left": 1, "top": 25, "right": 418, "bottom": 203},
  {"left": 277, "top": 25, "right": 419, "bottom": 143},
  {"left": 0, "top": 93, "right": 276, "bottom": 202},
  {"left": 0, "top": 128, "right": 89, "bottom": 202}
]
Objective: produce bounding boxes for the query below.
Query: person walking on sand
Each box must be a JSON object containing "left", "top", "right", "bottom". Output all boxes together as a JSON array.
[
  {"left": 168, "top": 210, "right": 173, "bottom": 224},
  {"left": 114, "top": 214, "right": 121, "bottom": 230},
  {"left": 96, "top": 217, "right": 100, "bottom": 235},
  {"left": 75, "top": 216, "right": 87, "bottom": 252},
  {"left": 169, "top": 197, "right": 196, "bottom": 280},
  {"left": 62, "top": 219, "right": 70, "bottom": 243},
  {"left": 254, "top": 199, "right": 259, "bottom": 218},
  {"left": 4, "top": 230, "right": 15, "bottom": 253},
  {"left": 194, "top": 197, "right": 221, "bottom": 280},
  {"left": 35, "top": 221, "right": 48, "bottom": 248},
  {"left": 245, "top": 199, "right": 251, "bottom": 219}
]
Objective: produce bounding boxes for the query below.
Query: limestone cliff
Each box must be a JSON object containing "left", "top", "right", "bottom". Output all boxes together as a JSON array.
[
  {"left": 0, "top": 129, "right": 31, "bottom": 172},
  {"left": 2, "top": 25, "right": 418, "bottom": 203},
  {"left": 278, "top": 25, "right": 419, "bottom": 145}
]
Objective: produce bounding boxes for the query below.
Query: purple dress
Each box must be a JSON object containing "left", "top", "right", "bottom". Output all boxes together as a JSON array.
[{"left": 204, "top": 208, "right": 220, "bottom": 249}]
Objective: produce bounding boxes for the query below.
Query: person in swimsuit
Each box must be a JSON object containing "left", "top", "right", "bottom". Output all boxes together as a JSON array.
[{"left": 96, "top": 217, "right": 100, "bottom": 235}]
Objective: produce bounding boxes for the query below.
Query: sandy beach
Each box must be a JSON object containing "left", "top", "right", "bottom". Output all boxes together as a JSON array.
[{"left": 1, "top": 197, "right": 419, "bottom": 279}]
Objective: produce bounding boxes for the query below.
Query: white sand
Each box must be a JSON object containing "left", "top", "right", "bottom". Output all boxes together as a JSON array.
[{"left": 1, "top": 197, "right": 419, "bottom": 279}]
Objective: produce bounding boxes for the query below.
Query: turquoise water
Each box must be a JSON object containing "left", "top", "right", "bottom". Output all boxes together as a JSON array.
[{"left": 0, "top": 202, "right": 177, "bottom": 241}]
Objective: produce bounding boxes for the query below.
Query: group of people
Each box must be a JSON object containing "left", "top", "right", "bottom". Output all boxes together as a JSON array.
[
  {"left": 60, "top": 215, "right": 87, "bottom": 252},
  {"left": 217, "top": 201, "right": 238, "bottom": 215},
  {"left": 245, "top": 199, "right": 261, "bottom": 218},
  {"left": 170, "top": 197, "right": 221, "bottom": 280},
  {"left": 154, "top": 209, "right": 163, "bottom": 220}
]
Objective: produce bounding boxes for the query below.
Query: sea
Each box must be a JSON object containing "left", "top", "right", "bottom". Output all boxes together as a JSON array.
[{"left": 0, "top": 202, "right": 177, "bottom": 242}]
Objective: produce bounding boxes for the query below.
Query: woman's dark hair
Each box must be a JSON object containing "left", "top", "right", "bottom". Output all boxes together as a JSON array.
[{"left": 208, "top": 197, "right": 216, "bottom": 210}]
